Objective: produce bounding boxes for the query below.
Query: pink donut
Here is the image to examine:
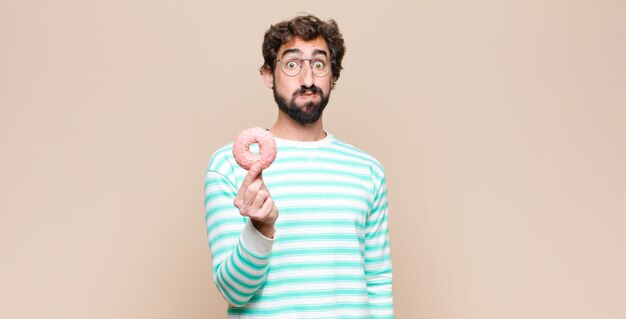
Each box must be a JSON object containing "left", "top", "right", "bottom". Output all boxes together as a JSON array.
[{"left": 232, "top": 127, "right": 277, "bottom": 170}]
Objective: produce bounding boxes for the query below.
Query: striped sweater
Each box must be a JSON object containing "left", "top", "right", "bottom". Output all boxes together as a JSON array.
[{"left": 204, "top": 133, "right": 393, "bottom": 318}]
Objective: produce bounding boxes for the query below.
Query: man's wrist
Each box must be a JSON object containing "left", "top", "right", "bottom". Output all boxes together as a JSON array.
[{"left": 251, "top": 219, "right": 275, "bottom": 239}]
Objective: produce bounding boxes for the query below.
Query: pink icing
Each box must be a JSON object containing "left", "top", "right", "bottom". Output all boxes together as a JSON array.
[{"left": 232, "top": 127, "right": 277, "bottom": 170}]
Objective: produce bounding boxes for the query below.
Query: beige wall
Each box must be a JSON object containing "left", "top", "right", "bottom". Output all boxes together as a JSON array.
[{"left": 1, "top": 0, "right": 625, "bottom": 318}]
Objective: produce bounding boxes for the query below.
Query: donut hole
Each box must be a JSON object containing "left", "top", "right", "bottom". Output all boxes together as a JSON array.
[{"left": 249, "top": 143, "right": 260, "bottom": 155}]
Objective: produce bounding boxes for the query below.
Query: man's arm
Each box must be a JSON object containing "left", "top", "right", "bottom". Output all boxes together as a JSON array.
[
  {"left": 204, "top": 165, "right": 277, "bottom": 307},
  {"left": 365, "top": 172, "right": 394, "bottom": 318}
]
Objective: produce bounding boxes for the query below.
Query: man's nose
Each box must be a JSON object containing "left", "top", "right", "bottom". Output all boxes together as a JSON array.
[{"left": 299, "top": 61, "right": 315, "bottom": 88}]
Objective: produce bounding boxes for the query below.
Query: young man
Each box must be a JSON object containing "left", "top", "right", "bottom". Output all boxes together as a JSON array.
[{"left": 205, "top": 15, "right": 393, "bottom": 318}]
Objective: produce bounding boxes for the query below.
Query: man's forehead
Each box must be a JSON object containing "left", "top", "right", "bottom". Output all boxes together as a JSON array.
[{"left": 278, "top": 37, "right": 329, "bottom": 57}]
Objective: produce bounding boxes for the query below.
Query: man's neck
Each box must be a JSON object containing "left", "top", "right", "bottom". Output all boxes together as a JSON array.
[{"left": 269, "top": 112, "right": 326, "bottom": 142}]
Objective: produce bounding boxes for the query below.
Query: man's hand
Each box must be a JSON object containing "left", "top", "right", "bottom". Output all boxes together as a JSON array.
[{"left": 233, "top": 164, "right": 278, "bottom": 238}]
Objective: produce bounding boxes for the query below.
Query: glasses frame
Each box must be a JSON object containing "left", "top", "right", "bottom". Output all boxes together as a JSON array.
[{"left": 276, "top": 58, "right": 333, "bottom": 77}]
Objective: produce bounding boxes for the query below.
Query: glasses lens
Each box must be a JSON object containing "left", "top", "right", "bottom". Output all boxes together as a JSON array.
[
  {"left": 311, "top": 59, "right": 330, "bottom": 77},
  {"left": 281, "top": 59, "right": 301, "bottom": 76}
]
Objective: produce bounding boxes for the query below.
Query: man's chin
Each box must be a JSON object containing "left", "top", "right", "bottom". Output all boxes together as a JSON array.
[{"left": 282, "top": 103, "right": 324, "bottom": 125}]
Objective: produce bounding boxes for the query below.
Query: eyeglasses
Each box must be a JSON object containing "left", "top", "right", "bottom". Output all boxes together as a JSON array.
[{"left": 276, "top": 57, "right": 332, "bottom": 77}]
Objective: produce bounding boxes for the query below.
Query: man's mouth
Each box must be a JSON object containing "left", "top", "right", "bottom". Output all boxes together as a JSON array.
[{"left": 294, "top": 86, "right": 321, "bottom": 98}]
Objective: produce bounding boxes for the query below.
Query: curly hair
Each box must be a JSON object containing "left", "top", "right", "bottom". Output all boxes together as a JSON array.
[{"left": 261, "top": 15, "right": 346, "bottom": 86}]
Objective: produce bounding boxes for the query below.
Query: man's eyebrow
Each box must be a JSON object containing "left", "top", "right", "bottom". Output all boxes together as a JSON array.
[
  {"left": 280, "top": 48, "right": 329, "bottom": 58},
  {"left": 312, "top": 49, "right": 328, "bottom": 57},
  {"left": 280, "top": 48, "right": 302, "bottom": 57}
]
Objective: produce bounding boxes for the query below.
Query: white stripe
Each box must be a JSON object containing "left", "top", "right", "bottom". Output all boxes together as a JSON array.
[
  {"left": 244, "top": 294, "right": 370, "bottom": 308},
  {"left": 267, "top": 254, "right": 362, "bottom": 265}
]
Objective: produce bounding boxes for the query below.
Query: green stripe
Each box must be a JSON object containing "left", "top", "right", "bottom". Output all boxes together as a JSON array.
[
  {"left": 365, "top": 230, "right": 389, "bottom": 241},
  {"left": 211, "top": 247, "right": 231, "bottom": 262},
  {"left": 204, "top": 178, "right": 235, "bottom": 187},
  {"left": 204, "top": 190, "right": 233, "bottom": 200},
  {"left": 273, "top": 192, "right": 370, "bottom": 204},
  {"left": 269, "top": 261, "right": 364, "bottom": 272},
  {"left": 273, "top": 192, "right": 367, "bottom": 201},
  {"left": 227, "top": 250, "right": 266, "bottom": 281},
  {"left": 206, "top": 218, "right": 242, "bottom": 234},
  {"left": 270, "top": 247, "right": 361, "bottom": 258},
  {"left": 260, "top": 274, "right": 365, "bottom": 287},
  {"left": 369, "top": 301, "right": 394, "bottom": 308},
  {"left": 267, "top": 179, "right": 366, "bottom": 190},
  {"left": 364, "top": 265, "right": 393, "bottom": 277},
  {"left": 220, "top": 264, "right": 261, "bottom": 290},
  {"left": 204, "top": 193, "right": 234, "bottom": 207},
  {"left": 279, "top": 205, "right": 366, "bottom": 214},
  {"left": 250, "top": 288, "right": 367, "bottom": 302},
  {"left": 364, "top": 254, "right": 391, "bottom": 263},
  {"left": 276, "top": 233, "right": 358, "bottom": 242},
  {"left": 272, "top": 156, "right": 370, "bottom": 168},
  {"left": 365, "top": 242, "right": 387, "bottom": 251},
  {"left": 276, "top": 219, "right": 363, "bottom": 228},
  {"left": 265, "top": 167, "right": 370, "bottom": 181},
  {"left": 209, "top": 230, "right": 241, "bottom": 244},
  {"left": 204, "top": 203, "right": 234, "bottom": 214},
  {"left": 239, "top": 238, "right": 271, "bottom": 260},
  {"left": 228, "top": 301, "right": 370, "bottom": 315},
  {"left": 234, "top": 243, "right": 268, "bottom": 270}
]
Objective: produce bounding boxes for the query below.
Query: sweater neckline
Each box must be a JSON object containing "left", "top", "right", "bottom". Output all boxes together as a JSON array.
[{"left": 274, "top": 132, "right": 334, "bottom": 148}]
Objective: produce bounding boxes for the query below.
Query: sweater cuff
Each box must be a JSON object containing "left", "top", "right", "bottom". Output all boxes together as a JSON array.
[{"left": 240, "top": 219, "right": 274, "bottom": 257}]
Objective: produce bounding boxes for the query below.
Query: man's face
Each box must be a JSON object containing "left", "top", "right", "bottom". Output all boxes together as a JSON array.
[{"left": 270, "top": 36, "right": 333, "bottom": 125}]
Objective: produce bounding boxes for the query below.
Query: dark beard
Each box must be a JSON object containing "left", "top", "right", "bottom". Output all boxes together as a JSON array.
[{"left": 273, "top": 85, "right": 330, "bottom": 125}]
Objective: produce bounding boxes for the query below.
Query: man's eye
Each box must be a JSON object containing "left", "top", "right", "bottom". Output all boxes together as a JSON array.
[
  {"left": 312, "top": 61, "right": 325, "bottom": 69},
  {"left": 286, "top": 61, "right": 299, "bottom": 69}
]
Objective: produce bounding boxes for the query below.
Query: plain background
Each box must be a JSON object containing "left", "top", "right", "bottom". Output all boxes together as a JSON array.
[{"left": 1, "top": 0, "right": 625, "bottom": 318}]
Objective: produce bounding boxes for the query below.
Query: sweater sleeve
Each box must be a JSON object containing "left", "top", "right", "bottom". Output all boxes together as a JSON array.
[
  {"left": 365, "top": 170, "right": 394, "bottom": 318},
  {"left": 204, "top": 169, "right": 274, "bottom": 307}
]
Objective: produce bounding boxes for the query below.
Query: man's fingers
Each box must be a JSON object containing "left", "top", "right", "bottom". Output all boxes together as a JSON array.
[
  {"left": 255, "top": 196, "right": 277, "bottom": 223},
  {"left": 249, "top": 189, "right": 268, "bottom": 214},
  {"left": 243, "top": 179, "right": 263, "bottom": 206},
  {"left": 234, "top": 164, "right": 272, "bottom": 219},
  {"left": 241, "top": 164, "right": 262, "bottom": 188}
]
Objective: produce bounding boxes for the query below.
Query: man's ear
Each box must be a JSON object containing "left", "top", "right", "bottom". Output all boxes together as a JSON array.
[{"left": 260, "top": 66, "right": 274, "bottom": 89}]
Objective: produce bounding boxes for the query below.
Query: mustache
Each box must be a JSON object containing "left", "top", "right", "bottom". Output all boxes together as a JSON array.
[{"left": 293, "top": 85, "right": 322, "bottom": 97}]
